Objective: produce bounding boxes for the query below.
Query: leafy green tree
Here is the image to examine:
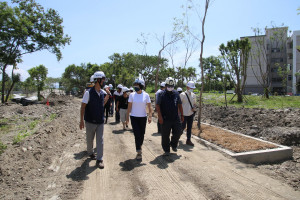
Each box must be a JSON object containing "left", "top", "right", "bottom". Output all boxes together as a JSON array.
[
  {"left": 219, "top": 38, "right": 251, "bottom": 103},
  {"left": 0, "top": 0, "right": 71, "bottom": 103},
  {"left": 5, "top": 73, "right": 20, "bottom": 102},
  {"left": 202, "top": 56, "right": 224, "bottom": 92},
  {"left": 28, "top": 65, "right": 48, "bottom": 100},
  {"left": 23, "top": 77, "right": 34, "bottom": 96},
  {"left": 61, "top": 64, "right": 87, "bottom": 95},
  {"left": 45, "top": 77, "right": 61, "bottom": 93}
]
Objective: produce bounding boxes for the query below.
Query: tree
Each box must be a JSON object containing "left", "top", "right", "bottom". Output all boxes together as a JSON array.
[
  {"left": 5, "top": 71, "right": 20, "bottom": 102},
  {"left": 202, "top": 56, "right": 224, "bottom": 92},
  {"left": 0, "top": 0, "right": 71, "bottom": 103},
  {"left": 61, "top": 64, "right": 87, "bottom": 95},
  {"left": 219, "top": 38, "right": 251, "bottom": 103},
  {"left": 184, "top": 0, "right": 211, "bottom": 130},
  {"left": 23, "top": 77, "right": 34, "bottom": 96},
  {"left": 45, "top": 77, "right": 60, "bottom": 93},
  {"left": 28, "top": 65, "right": 48, "bottom": 100}
]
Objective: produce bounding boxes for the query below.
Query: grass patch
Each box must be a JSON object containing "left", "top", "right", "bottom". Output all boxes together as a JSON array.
[
  {"left": 49, "top": 113, "right": 57, "bottom": 120},
  {"left": 201, "top": 93, "right": 300, "bottom": 109},
  {"left": 13, "top": 130, "right": 32, "bottom": 144},
  {"left": 0, "top": 118, "right": 12, "bottom": 134},
  {"left": 0, "top": 141, "right": 7, "bottom": 155},
  {"left": 29, "top": 119, "right": 40, "bottom": 130}
]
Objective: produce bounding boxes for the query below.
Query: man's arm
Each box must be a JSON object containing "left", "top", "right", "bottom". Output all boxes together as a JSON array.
[
  {"left": 178, "top": 103, "right": 184, "bottom": 123},
  {"left": 147, "top": 103, "right": 152, "bottom": 123},
  {"left": 156, "top": 104, "right": 163, "bottom": 124},
  {"left": 126, "top": 102, "right": 132, "bottom": 124},
  {"left": 80, "top": 103, "right": 86, "bottom": 130}
]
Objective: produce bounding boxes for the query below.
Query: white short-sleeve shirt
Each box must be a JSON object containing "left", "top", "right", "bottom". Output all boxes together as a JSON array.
[
  {"left": 82, "top": 89, "right": 107, "bottom": 104},
  {"left": 128, "top": 91, "right": 151, "bottom": 117}
]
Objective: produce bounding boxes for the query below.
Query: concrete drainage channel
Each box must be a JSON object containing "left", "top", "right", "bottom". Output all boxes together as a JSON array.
[{"left": 193, "top": 123, "right": 293, "bottom": 164}]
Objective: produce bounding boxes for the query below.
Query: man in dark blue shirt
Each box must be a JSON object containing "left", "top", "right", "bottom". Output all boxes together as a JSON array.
[{"left": 156, "top": 77, "right": 184, "bottom": 155}]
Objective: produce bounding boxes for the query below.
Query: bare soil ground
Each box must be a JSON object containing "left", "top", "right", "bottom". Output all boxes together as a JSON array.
[
  {"left": 192, "top": 123, "right": 277, "bottom": 153},
  {"left": 0, "top": 98, "right": 299, "bottom": 199},
  {"left": 200, "top": 104, "right": 300, "bottom": 191}
]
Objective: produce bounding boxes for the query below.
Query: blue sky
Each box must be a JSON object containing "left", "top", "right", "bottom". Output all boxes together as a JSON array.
[{"left": 6, "top": 0, "right": 300, "bottom": 81}]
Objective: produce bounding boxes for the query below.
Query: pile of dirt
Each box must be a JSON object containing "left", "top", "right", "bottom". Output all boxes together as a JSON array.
[
  {"left": 0, "top": 97, "right": 86, "bottom": 199},
  {"left": 199, "top": 104, "right": 300, "bottom": 191},
  {"left": 196, "top": 123, "right": 277, "bottom": 153},
  {"left": 42, "top": 92, "right": 74, "bottom": 106}
]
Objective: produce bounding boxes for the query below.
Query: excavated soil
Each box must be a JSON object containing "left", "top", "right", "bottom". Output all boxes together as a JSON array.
[{"left": 199, "top": 104, "right": 300, "bottom": 191}]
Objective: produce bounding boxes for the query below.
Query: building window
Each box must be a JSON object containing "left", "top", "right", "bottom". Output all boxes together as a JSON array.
[
  {"left": 271, "top": 48, "right": 281, "bottom": 53},
  {"left": 288, "top": 53, "right": 293, "bottom": 59},
  {"left": 289, "top": 42, "right": 293, "bottom": 49},
  {"left": 288, "top": 75, "right": 292, "bottom": 81},
  {"left": 272, "top": 77, "right": 283, "bottom": 82},
  {"left": 271, "top": 58, "right": 284, "bottom": 63},
  {"left": 271, "top": 68, "right": 278, "bottom": 72}
]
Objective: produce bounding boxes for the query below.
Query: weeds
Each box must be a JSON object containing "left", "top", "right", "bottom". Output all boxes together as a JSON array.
[
  {"left": 0, "top": 118, "right": 12, "bottom": 133},
  {"left": 0, "top": 141, "right": 7, "bottom": 155},
  {"left": 29, "top": 119, "right": 39, "bottom": 130},
  {"left": 49, "top": 113, "right": 57, "bottom": 121},
  {"left": 13, "top": 130, "right": 32, "bottom": 144}
]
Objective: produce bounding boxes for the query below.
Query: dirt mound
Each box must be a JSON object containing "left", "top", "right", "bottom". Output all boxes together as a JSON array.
[
  {"left": 42, "top": 93, "right": 74, "bottom": 106},
  {"left": 200, "top": 104, "right": 300, "bottom": 191},
  {"left": 0, "top": 98, "right": 86, "bottom": 199}
]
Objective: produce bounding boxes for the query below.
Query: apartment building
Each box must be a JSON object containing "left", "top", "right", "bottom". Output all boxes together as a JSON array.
[{"left": 242, "top": 27, "right": 300, "bottom": 95}]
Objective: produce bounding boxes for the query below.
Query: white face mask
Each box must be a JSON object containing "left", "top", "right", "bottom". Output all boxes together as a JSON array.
[
  {"left": 188, "top": 89, "right": 194, "bottom": 93},
  {"left": 167, "top": 87, "right": 174, "bottom": 91}
]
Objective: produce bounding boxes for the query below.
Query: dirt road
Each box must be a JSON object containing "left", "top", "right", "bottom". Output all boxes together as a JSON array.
[
  {"left": 1, "top": 97, "right": 299, "bottom": 200},
  {"left": 79, "top": 118, "right": 300, "bottom": 200}
]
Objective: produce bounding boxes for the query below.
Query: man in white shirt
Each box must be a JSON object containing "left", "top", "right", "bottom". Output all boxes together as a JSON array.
[{"left": 180, "top": 81, "right": 197, "bottom": 146}]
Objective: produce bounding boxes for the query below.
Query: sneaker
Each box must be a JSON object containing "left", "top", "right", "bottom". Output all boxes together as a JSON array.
[
  {"left": 89, "top": 153, "right": 96, "bottom": 160},
  {"left": 186, "top": 139, "right": 194, "bottom": 146},
  {"left": 171, "top": 146, "right": 177, "bottom": 152},
  {"left": 96, "top": 160, "right": 104, "bottom": 169},
  {"left": 136, "top": 153, "right": 142, "bottom": 161}
]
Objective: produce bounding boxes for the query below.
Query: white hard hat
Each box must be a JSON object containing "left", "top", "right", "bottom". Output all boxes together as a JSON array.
[
  {"left": 129, "top": 87, "right": 134, "bottom": 91},
  {"left": 108, "top": 84, "right": 113, "bottom": 88},
  {"left": 165, "top": 77, "right": 175, "bottom": 86},
  {"left": 104, "top": 85, "right": 109, "bottom": 89},
  {"left": 93, "top": 71, "right": 105, "bottom": 79},
  {"left": 117, "top": 84, "right": 123, "bottom": 89},
  {"left": 133, "top": 78, "right": 145, "bottom": 86},
  {"left": 90, "top": 75, "right": 94, "bottom": 83},
  {"left": 187, "top": 81, "right": 196, "bottom": 89},
  {"left": 177, "top": 87, "right": 182, "bottom": 92},
  {"left": 160, "top": 82, "right": 166, "bottom": 87},
  {"left": 122, "top": 87, "right": 130, "bottom": 93}
]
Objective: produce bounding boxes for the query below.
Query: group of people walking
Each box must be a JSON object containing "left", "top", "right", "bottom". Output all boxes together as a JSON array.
[{"left": 80, "top": 71, "right": 197, "bottom": 169}]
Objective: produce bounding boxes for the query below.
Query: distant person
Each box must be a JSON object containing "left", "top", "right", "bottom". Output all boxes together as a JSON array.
[
  {"left": 129, "top": 87, "right": 134, "bottom": 93},
  {"left": 84, "top": 75, "right": 95, "bottom": 94},
  {"left": 114, "top": 84, "right": 123, "bottom": 123},
  {"left": 155, "top": 82, "right": 165, "bottom": 134},
  {"left": 126, "top": 78, "right": 152, "bottom": 161},
  {"left": 109, "top": 84, "right": 115, "bottom": 117},
  {"left": 177, "top": 87, "right": 183, "bottom": 94},
  {"left": 103, "top": 85, "right": 112, "bottom": 124},
  {"left": 156, "top": 77, "right": 184, "bottom": 155},
  {"left": 80, "top": 71, "right": 110, "bottom": 169},
  {"left": 180, "top": 81, "right": 197, "bottom": 146},
  {"left": 116, "top": 87, "right": 130, "bottom": 130}
]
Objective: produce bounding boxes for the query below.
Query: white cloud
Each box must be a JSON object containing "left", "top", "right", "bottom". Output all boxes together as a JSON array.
[{"left": 6, "top": 65, "right": 30, "bottom": 81}]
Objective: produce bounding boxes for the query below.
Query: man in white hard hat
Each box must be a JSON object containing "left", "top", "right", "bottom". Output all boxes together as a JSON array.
[
  {"left": 180, "top": 81, "right": 197, "bottom": 146},
  {"left": 177, "top": 87, "right": 183, "bottom": 94},
  {"left": 155, "top": 82, "right": 166, "bottom": 134},
  {"left": 116, "top": 87, "right": 130, "bottom": 130},
  {"left": 80, "top": 71, "right": 110, "bottom": 169},
  {"left": 114, "top": 84, "right": 123, "bottom": 123},
  {"left": 108, "top": 84, "right": 114, "bottom": 117},
  {"left": 156, "top": 77, "right": 184, "bottom": 155}
]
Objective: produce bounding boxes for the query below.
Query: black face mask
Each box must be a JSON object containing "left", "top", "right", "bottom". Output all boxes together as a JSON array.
[{"left": 134, "top": 86, "right": 140, "bottom": 92}]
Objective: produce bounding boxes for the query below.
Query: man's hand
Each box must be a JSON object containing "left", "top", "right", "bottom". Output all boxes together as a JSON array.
[
  {"left": 148, "top": 116, "right": 152, "bottom": 124},
  {"left": 158, "top": 117, "right": 163, "bottom": 124},
  {"left": 180, "top": 115, "right": 184, "bottom": 123},
  {"left": 79, "top": 120, "right": 84, "bottom": 130}
]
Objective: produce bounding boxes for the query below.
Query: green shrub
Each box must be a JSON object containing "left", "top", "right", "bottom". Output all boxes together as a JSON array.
[
  {"left": 49, "top": 113, "right": 57, "bottom": 120},
  {"left": 29, "top": 119, "right": 39, "bottom": 130}
]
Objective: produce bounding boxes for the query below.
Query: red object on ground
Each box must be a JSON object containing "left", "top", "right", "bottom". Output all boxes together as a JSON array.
[{"left": 46, "top": 99, "right": 49, "bottom": 106}]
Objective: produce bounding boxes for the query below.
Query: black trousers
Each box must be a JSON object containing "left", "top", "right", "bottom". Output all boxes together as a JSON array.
[
  {"left": 182, "top": 114, "right": 194, "bottom": 140},
  {"left": 130, "top": 116, "right": 147, "bottom": 152},
  {"left": 157, "top": 122, "right": 162, "bottom": 133},
  {"left": 104, "top": 105, "right": 110, "bottom": 122},
  {"left": 161, "top": 119, "right": 182, "bottom": 153}
]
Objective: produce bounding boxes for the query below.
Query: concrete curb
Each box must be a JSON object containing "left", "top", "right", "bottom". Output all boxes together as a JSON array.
[{"left": 192, "top": 123, "right": 293, "bottom": 164}]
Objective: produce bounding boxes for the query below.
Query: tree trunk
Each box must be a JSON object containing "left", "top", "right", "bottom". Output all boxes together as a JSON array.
[
  {"left": 5, "top": 82, "right": 15, "bottom": 103},
  {"left": 1, "top": 65, "right": 8, "bottom": 103}
]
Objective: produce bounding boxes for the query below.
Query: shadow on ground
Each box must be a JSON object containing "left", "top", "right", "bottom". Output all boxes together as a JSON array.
[
  {"left": 177, "top": 141, "right": 194, "bottom": 152},
  {"left": 150, "top": 153, "right": 181, "bottom": 169},
  {"left": 119, "top": 159, "right": 146, "bottom": 171}
]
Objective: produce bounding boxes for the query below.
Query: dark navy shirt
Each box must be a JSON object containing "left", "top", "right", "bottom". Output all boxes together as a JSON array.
[{"left": 156, "top": 90, "right": 182, "bottom": 121}]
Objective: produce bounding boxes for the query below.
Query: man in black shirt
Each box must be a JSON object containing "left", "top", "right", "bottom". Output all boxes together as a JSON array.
[
  {"left": 156, "top": 77, "right": 184, "bottom": 155},
  {"left": 117, "top": 87, "right": 130, "bottom": 130}
]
